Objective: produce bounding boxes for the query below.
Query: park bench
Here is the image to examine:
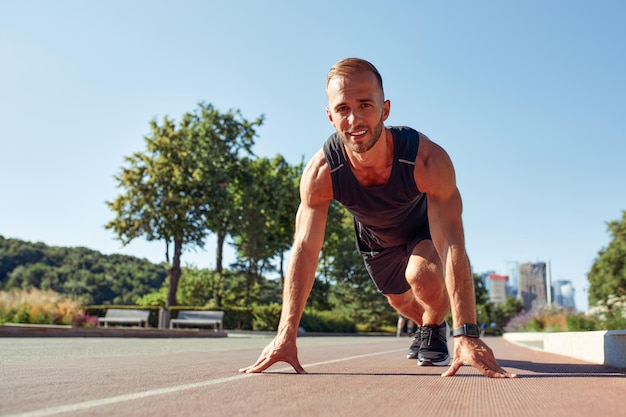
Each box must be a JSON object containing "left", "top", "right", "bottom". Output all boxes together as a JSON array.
[
  {"left": 169, "top": 310, "right": 224, "bottom": 331},
  {"left": 97, "top": 308, "right": 150, "bottom": 328}
]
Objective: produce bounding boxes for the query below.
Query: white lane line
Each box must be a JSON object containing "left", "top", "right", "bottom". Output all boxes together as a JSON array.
[
  {"left": 299, "top": 348, "right": 405, "bottom": 370},
  {"left": 3, "top": 348, "right": 405, "bottom": 417}
]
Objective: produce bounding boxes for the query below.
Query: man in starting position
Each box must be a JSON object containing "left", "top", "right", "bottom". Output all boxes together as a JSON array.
[{"left": 240, "top": 58, "right": 516, "bottom": 378}]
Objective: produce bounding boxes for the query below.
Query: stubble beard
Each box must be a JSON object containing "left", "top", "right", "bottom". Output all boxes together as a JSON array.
[{"left": 339, "top": 117, "right": 385, "bottom": 154}]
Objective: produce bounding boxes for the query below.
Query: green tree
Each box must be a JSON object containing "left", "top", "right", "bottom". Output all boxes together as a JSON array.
[
  {"left": 588, "top": 210, "right": 626, "bottom": 307},
  {"left": 106, "top": 103, "right": 262, "bottom": 309},
  {"left": 1, "top": 237, "right": 166, "bottom": 305},
  {"left": 473, "top": 272, "right": 489, "bottom": 305},
  {"left": 230, "top": 155, "right": 301, "bottom": 304},
  {"left": 106, "top": 115, "right": 204, "bottom": 308},
  {"left": 177, "top": 267, "right": 221, "bottom": 306},
  {"left": 476, "top": 296, "right": 524, "bottom": 335},
  {"left": 187, "top": 103, "right": 263, "bottom": 307},
  {"left": 187, "top": 103, "right": 263, "bottom": 275}
]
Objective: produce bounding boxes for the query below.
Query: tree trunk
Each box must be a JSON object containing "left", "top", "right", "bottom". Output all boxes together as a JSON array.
[
  {"left": 213, "top": 232, "right": 226, "bottom": 308},
  {"left": 216, "top": 231, "right": 225, "bottom": 273},
  {"left": 279, "top": 251, "right": 285, "bottom": 289},
  {"left": 166, "top": 239, "right": 183, "bottom": 309}
]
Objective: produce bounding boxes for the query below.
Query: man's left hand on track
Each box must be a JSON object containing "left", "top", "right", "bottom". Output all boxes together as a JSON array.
[{"left": 441, "top": 337, "right": 518, "bottom": 378}]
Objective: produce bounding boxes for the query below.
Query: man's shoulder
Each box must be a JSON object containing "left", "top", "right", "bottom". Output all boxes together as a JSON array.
[
  {"left": 301, "top": 149, "right": 333, "bottom": 205},
  {"left": 303, "top": 149, "right": 332, "bottom": 185},
  {"left": 389, "top": 125, "right": 418, "bottom": 133},
  {"left": 305, "top": 148, "right": 330, "bottom": 172},
  {"left": 389, "top": 125, "right": 419, "bottom": 139},
  {"left": 413, "top": 133, "right": 456, "bottom": 195}
]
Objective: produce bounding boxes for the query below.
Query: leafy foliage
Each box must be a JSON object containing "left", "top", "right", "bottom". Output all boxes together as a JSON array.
[
  {"left": 105, "top": 103, "right": 263, "bottom": 307},
  {"left": 588, "top": 210, "right": 626, "bottom": 307},
  {"left": 230, "top": 155, "right": 302, "bottom": 304},
  {"left": 0, "top": 236, "right": 166, "bottom": 305},
  {"left": 475, "top": 295, "right": 525, "bottom": 335}
]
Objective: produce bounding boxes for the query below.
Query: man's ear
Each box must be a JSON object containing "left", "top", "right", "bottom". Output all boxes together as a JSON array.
[
  {"left": 382, "top": 99, "right": 391, "bottom": 121},
  {"left": 326, "top": 108, "right": 334, "bottom": 123}
]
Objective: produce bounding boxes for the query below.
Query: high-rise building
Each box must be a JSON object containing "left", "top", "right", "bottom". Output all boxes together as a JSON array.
[
  {"left": 518, "top": 262, "right": 547, "bottom": 312},
  {"left": 505, "top": 260, "right": 519, "bottom": 297},
  {"left": 487, "top": 274, "right": 508, "bottom": 305},
  {"left": 480, "top": 270, "right": 496, "bottom": 294},
  {"left": 553, "top": 280, "right": 576, "bottom": 309}
]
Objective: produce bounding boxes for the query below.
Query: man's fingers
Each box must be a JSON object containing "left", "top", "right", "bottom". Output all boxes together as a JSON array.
[
  {"left": 239, "top": 356, "right": 307, "bottom": 374},
  {"left": 493, "top": 368, "right": 518, "bottom": 378},
  {"left": 481, "top": 367, "right": 518, "bottom": 378},
  {"left": 447, "top": 358, "right": 518, "bottom": 379},
  {"left": 239, "top": 358, "right": 271, "bottom": 374},
  {"left": 290, "top": 362, "right": 308, "bottom": 374},
  {"left": 441, "top": 358, "right": 462, "bottom": 377}
]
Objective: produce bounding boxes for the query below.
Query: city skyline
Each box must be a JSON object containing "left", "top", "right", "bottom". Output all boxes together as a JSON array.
[{"left": 481, "top": 260, "right": 577, "bottom": 311}]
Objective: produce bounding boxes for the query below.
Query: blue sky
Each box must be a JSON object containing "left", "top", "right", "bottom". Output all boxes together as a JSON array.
[{"left": 2, "top": 1, "right": 625, "bottom": 312}]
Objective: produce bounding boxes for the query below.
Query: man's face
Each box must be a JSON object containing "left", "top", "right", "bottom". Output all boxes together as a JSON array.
[{"left": 326, "top": 71, "right": 390, "bottom": 154}]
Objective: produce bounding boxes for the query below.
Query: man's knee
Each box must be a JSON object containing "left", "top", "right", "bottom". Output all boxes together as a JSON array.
[
  {"left": 405, "top": 254, "right": 443, "bottom": 288},
  {"left": 404, "top": 241, "right": 447, "bottom": 306}
]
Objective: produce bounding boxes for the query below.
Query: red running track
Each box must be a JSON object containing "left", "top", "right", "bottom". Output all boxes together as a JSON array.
[{"left": 1, "top": 334, "right": 625, "bottom": 417}]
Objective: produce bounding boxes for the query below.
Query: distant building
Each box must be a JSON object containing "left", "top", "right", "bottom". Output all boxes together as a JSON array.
[
  {"left": 505, "top": 261, "right": 519, "bottom": 297},
  {"left": 488, "top": 274, "right": 508, "bottom": 305},
  {"left": 518, "top": 262, "right": 547, "bottom": 312},
  {"left": 480, "top": 270, "right": 496, "bottom": 294},
  {"left": 553, "top": 280, "right": 576, "bottom": 309}
]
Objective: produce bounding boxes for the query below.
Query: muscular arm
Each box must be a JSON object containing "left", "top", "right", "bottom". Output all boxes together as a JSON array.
[
  {"left": 239, "top": 150, "right": 332, "bottom": 373},
  {"left": 415, "top": 134, "right": 516, "bottom": 378},
  {"left": 277, "top": 153, "right": 332, "bottom": 340},
  {"left": 414, "top": 135, "right": 475, "bottom": 329}
]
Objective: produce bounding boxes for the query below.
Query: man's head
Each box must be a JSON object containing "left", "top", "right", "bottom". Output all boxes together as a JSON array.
[
  {"left": 326, "top": 58, "right": 385, "bottom": 98},
  {"left": 326, "top": 58, "right": 390, "bottom": 154}
]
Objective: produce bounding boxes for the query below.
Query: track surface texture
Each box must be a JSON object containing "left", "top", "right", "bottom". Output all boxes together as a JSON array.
[{"left": 1, "top": 334, "right": 625, "bottom": 417}]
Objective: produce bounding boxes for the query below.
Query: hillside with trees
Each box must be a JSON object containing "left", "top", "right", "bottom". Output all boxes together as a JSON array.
[{"left": 0, "top": 235, "right": 166, "bottom": 305}]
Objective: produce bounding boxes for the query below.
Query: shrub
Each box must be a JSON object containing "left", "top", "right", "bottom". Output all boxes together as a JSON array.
[
  {"left": 586, "top": 294, "right": 626, "bottom": 330},
  {"left": 0, "top": 288, "right": 83, "bottom": 325},
  {"left": 504, "top": 301, "right": 624, "bottom": 333},
  {"left": 566, "top": 313, "right": 598, "bottom": 331},
  {"left": 503, "top": 311, "right": 537, "bottom": 332},
  {"left": 300, "top": 310, "right": 356, "bottom": 333},
  {"left": 222, "top": 306, "right": 254, "bottom": 330},
  {"left": 252, "top": 303, "right": 282, "bottom": 331}
]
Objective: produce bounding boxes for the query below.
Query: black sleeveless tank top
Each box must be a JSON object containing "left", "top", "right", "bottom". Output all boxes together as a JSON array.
[{"left": 322, "top": 126, "right": 429, "bottom": 251}]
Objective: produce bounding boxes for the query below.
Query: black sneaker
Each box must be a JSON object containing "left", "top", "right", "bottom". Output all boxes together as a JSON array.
[
  {"left": 417, "top": 322, "right": 450, "bottom": 366},
  {"left": 406, "top": 327, "right": 421, "bottom": 359}
]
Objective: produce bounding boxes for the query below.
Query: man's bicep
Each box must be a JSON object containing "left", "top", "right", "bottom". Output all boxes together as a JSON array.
[{"left": 295, "top": 150, "right": 333, "bottom": 253}]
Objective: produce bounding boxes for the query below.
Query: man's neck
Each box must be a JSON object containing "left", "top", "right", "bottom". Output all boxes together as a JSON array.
[{"left": 345, "top": 129, "right": 393, "bottom": 187}]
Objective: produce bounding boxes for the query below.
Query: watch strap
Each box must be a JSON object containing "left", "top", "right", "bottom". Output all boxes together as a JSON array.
[{"left": 452, "top": 323, "right": 481, "bottom": 338}]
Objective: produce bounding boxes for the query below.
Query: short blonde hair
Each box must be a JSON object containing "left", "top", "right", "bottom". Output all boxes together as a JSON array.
[{"left": 326, "top": 58, "right": 384, "bottom": 95}]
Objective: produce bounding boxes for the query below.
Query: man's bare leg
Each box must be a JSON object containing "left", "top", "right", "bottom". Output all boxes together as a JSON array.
[{"left": 386, "top": 240, "right": 450, "bottom": 364}]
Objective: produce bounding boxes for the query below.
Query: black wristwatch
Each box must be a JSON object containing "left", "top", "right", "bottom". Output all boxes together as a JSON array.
[{"left": 452, "top": 323, "right": 481, "bottom": 338}]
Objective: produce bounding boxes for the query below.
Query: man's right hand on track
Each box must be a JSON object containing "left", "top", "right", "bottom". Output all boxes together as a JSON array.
[{"left": 238, "top": 337, "right": 307, "bottom": 374}]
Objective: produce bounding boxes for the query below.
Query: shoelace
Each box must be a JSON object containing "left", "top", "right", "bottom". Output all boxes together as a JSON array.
[{"left": 420, "top": 325, "right": 446, "bottom": 346}]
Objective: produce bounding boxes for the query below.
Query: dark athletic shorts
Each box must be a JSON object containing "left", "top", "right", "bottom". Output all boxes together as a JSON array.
[{"left": 357, "top": 227, "right": 432, "bottom": 295}]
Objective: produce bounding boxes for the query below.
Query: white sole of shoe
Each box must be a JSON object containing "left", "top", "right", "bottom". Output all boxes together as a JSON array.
[{"left": 417, "top": 356, "right": 451, "bottom": 366}]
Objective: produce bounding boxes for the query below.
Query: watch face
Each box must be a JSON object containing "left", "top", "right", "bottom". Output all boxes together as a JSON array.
[{"left": 466, "top": 324, "right": 480, "bottom": 337}]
